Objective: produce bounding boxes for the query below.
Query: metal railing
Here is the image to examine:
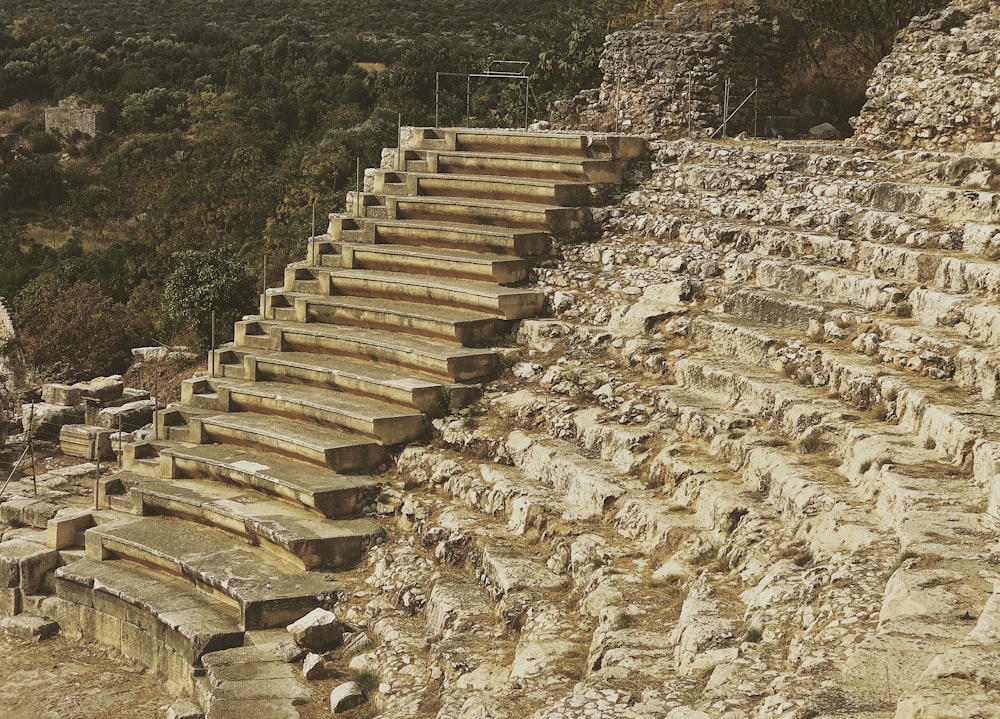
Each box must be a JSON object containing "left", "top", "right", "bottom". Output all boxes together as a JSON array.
[
  {"left": 709, "top": 77, "right": 759, "bottom": 139},
  {"left": 435, "top": 60, "right": 532, "bottom": 129}
]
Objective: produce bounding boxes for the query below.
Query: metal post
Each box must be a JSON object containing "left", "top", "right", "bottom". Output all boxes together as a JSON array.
[
  {"left": 355, "top": 158, "right": 361, "bottom": 217},
  {"left": 722, "top": 78, "right": 731, "bottom": 139},
  {"left": 435, "top": 72, "right": 440, "bottom": 127},
  {"left": 753, "top": 77, "right": 759, "bottom": 138},
  {"left": 466, "top": 76, "right": 471, "bottom": 126},
  {"left": 210, "top": 310, "right": 216, "bottom": 380},
  {"left": 397, "top": 113, "right": 402, "bottom": 171},
  {"left": 262, "top": 253, "right": 268, "bottom": 295},
  {"left": 118, "top": 415, "right": 123, "bottom": 467},
  {"left": 94, "top": 455, "right": 100, "bottom": 510},
  {"left": 524, "top": 78, "right": 529, "bottom": 130},
  {"left": 28, "top": 402, "right": 36, "bottom": 496}
]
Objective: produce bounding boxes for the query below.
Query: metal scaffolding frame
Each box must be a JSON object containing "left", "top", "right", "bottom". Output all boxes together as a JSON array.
[{"left": 435, "top": 60, "right": 532, "bottom": 129}]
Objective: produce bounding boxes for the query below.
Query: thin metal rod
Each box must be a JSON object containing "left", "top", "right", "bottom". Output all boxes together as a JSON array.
[
  {"left": 753, "top": 77, "right": 759, "bottom": 138},
  {"left": 355, "top": 158, "right": 361, "bottom": 217},
  {"left": 28, "top": 402, "right": 35, "bottom": 495},
  {"left": 94, "top": 454, "right": 100, "bottom": 510},
  {"left": 210, "top": 309, "right": 216, "bottom": 380},
  {"left": 722, "top": 77, "right": 730, "bottom": 139},
  {"left": 525, "top": 78, "right": 530, "bottom": 129},
  {"left": 0, "top": 444, "right": 30, "bottom": 499},
  {"left": 435, "top": 72, "right": 440, "bottom": 127},
  {"left": 397, "top": 114, "right": 402, "bottom": 171}
]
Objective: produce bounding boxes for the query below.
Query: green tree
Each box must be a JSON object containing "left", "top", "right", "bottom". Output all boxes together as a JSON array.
[
  {"left": 789, "top": 0, "right": 950, "bottom": 65},
  {"left": 162, "top": 245, "right": 256, "bottom": 351},
  {"left": 10, "top": 13, "right": 60, "bottom": 44},
  {"left": 14, "top": 281, "right": 132, "bottom": 380}
]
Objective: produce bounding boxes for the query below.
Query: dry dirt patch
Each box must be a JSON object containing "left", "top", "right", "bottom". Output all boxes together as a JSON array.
[{"left": 0, "top": 634, "right": 172, "bottom": 719}]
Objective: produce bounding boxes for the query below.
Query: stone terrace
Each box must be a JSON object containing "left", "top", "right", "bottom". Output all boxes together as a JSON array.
[
  {"left": 0, "top": 126, "right": 643, "bottom": 718},
  {"left": 328, "top": 137, "right": 1000, "bottom": 718},
  {"left": 3, "top": 127, "right": 1000, "bottom": 719}
]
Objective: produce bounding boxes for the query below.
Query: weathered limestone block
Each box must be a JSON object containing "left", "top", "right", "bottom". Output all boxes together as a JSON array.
[
  {"left": 95, "top": 399, "right": 160, "bottom": 431},
  {"left": 41, "top": 383, "right": 82, "bottom": 406},
  {"left": 59, "top": 424, "right": 113, "bottom": 461},
  {"left": 0, "top": 539, "right": 59, "bottom": 593},
  {"left": 46, "top": 509, "right": 94, "bottom": 550},
  {"left": 573, "top": 407, "right": 651, "bottom": 474},
  {"left": 74, "top": 376, "right": 124, "bottom": 403},
  {"left": 329, "top": 681, "right": 365, "bottom": 713},
  {"left": 671, "top": 593, "right": 740, "bottom": 677},
  {"left": 505, "top": 431, "right": 625, "bottom": 519},
  {"left": 22, "top": 402, "right": 85, "bottom": 437},
  {"left": 0, "top": 614, "right": 58, "bottom": 640},
  {"left": 0, "top": 497, "right": 61, "bottom": 529},
  {"left": 286, "top": 608, "right": 343, "bottom": 651}
]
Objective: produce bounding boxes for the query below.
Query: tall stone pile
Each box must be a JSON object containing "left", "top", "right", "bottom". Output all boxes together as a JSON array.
[
  {"left": 550, "top": 1, "right": 801, "bottom": 136},
  {"left": 852, "top": 0, "right": 1000, "bottom": 149}
]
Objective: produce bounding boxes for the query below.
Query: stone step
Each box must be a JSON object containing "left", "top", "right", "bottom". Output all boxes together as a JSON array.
[
  {"left": 211, "top": 348, "right": 456, "bottom": 414},
  {"left": 657, "top": 138, "right": 883, "bottom": 177},
  {"left": 52, "top": 557, "right": 244, "bottom": 680},
  {"left": 189, "top": 411, "right": 385, "bottom": 472},
  {"left": 234, "top": 320, "right": 498, "bottom": 381},
  {"left": 374, "top": 195, "right": 592, "bottom": 237},
  {"left": 373, "top": 170, "right": 591, "bottom": 206},
  {"left": 183, "top": 377, "right": 428, "bottom": 445},
  {"left": 322, "top": 269, "right": 544, "bottom": 320},
  {"left": 722, "top": 287, "right": 862, "bottom": 331},
  {"left": 684, "top": 319, "right": 1000, "bottom": 473},
  {"left": 400, "top": 126, "right": 645, "bottom": 161},
  {"left": 341, "top": 243, "right": 529, "bottom": 284},
  {"left": 201, "top": 642, "right": 311, "bottom": 719},
  {"left": 325, "top": 217, "right": 551, "bottom": 256},
  {"left": 149, "top": 442, "right": 378, "bottom": 517},
  {"left": 116, "top": 473, "right": 385, "bottom": 570},
  {"left": 858, "top": 318, "right": 1000, "bottom": 399},
  {"left": 751, "top": 259, "right": 912, "bottom": 314},
  {"left": 265, "top": 292, "right": 500, "bottom": 346},
  {"left": 292, "top": 245, "right": 531, "bottom": 290},
  {"left": 84, "top": 515, "right": 340, "bottom": 629},
  {"left": 407, "top": 149, "right": 628, "bottom": 184},
  {"left": 909, "top": 286, "right": 1000, "bottom": 346},
  {"left": 857, "top": 180, "right": 1000, "bottom": 225},
  {"left": 503, "top": 430, "right": 630, "bottom": 519}
]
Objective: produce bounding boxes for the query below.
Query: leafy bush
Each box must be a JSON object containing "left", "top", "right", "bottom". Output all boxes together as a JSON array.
[
  {"left": 162, "top": 245, "right": 257, "bottom": 351},
  {"left": 14, "top": 281, "right": 133, "bottom": 380}
]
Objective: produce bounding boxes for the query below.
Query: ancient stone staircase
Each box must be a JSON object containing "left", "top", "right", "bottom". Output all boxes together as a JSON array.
[
  {"left": 315, "top": 139, "right": 1000, "bottom": 718},
  {"left": 31, "top": 127, "right": 642, "bottom": 715}
]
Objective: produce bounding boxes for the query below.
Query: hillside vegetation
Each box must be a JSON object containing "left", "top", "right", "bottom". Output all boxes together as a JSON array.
[
  {"left": 0, "top": 8, "right": 604, "bottom": 380},
  {"left": 0, "top": 0, "right": 581, "bottom": 39},
  {"left": 0, "top": 0, "right": 948, "bottom": 381}
]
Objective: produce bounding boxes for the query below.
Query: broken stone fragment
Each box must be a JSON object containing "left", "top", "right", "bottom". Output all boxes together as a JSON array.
[
  {"left": 329, "top": 680, "right": 365, "bottom": 713},
  {"left": 286, "top": 607, "right": 343, "bottom": 651},
  {"left": 302, "top": 652, "right": 325, "bottom": 680}
]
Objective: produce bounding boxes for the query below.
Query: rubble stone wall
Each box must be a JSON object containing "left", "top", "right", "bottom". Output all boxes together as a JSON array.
[
  {"left": 44, "top": 104, "right": 110, "bottom": 138},
  {"left": 852, "top": 0, "right": 1000, "bottom": 149},
  {"left": 550, "top": 2, "right": 802, "bottom": 137}
]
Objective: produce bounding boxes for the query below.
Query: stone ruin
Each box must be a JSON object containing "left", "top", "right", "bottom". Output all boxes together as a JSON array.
[
  {"left": 2, "top": 1, "right": 1000, "bottom": 718},
  {"left": 550, "top": 1, "right": 804, "bottom": 137},
  {"left": 852, "top": 0, "right": 1000, "bottom": 149},
  {"left": 44, "top": 98, "right": 111, "bottom": 138}
]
